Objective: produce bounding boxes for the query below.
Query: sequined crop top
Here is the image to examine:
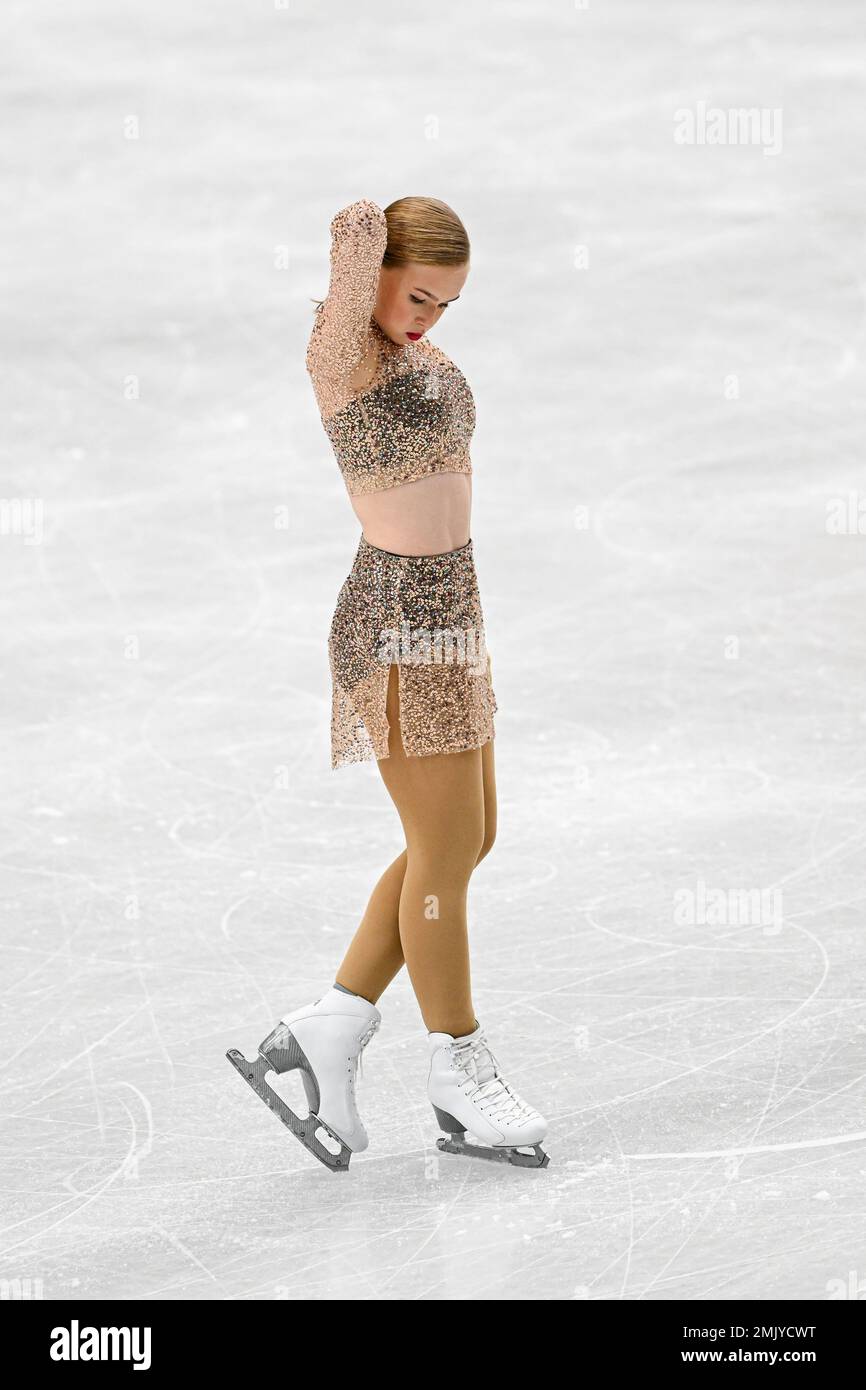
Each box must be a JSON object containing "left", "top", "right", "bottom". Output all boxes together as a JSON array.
[{"left": 305, "top": 198, "right": 475, "bottom": 497}]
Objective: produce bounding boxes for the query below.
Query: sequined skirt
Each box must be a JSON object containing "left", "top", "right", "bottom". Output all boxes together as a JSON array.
[{"left": 328, "top": 535, "right": 498, "bottom": 769}]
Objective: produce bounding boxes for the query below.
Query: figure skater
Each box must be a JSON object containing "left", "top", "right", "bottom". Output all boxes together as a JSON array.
[{"left": 227, "top": 197, "right": 549, "bottom": 1169}]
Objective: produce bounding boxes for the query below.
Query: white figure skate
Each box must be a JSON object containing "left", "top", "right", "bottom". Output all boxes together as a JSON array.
[
  {"left": 226, "top": 986, "right": 381, "bottom": 1172},
  {"left": 428, "top": 1021, "right": 550, "bottom": 1168}
]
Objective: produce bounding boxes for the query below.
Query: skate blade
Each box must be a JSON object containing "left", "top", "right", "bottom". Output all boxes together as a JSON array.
[
  {"left": 436, "top": 1135, "right": 550, "bottom": 1168},
  {"left": 226, "top": 1048, "right": 352, "bottom": 1172}
]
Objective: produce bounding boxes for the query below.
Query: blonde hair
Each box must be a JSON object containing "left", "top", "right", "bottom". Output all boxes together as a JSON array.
[
  {"left": 312, "top": 196, "right": 469, "bottom": 310},
  {"left": 381, "top": 195, "right": 470, "bottom": 268}
]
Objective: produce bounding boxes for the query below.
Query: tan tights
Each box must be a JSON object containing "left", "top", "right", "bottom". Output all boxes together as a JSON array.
[{"left": 335, "top": 663, "right": 497, "bottom": 1037}]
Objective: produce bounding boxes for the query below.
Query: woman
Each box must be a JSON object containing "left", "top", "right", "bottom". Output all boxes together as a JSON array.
[{"left": 227, "top": 197, "right": 549, "bottom": 1170}]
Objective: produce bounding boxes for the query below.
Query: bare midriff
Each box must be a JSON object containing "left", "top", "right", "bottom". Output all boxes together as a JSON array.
[{"left": 349, "top": 471, "right": 472, "bottom": 557}]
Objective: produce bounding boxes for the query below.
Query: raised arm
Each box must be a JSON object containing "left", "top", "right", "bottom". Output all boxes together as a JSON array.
[{"left": 306, "top": 198, "right": 388, "bottom": 401}]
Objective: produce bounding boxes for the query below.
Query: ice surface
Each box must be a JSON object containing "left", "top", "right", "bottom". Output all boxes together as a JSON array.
[{"left": 1, "top": 0, "right": 865, "bottom": 1301}]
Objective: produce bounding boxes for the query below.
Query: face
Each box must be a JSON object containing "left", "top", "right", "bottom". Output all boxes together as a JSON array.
[{"left": 374, "top": 261, "right": 469, "bottom": 346}]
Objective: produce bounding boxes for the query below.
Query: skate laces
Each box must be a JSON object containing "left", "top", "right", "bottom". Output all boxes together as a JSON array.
[{"left": 451, "top": 1031, "right": 531, "bottom": 1124}]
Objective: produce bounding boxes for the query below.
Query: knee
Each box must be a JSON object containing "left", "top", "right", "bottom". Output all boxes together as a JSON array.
[
  {"left": 454, "top": 822, "right": 487, "bottom": 876},
  {"left": 478, "top": 806, "right": 497, "bottom": 867},
  {"left": 475, "top": 819, "right": 497, "bottom": 866},
  {"left": 409, "top": 818, "right": 485, "bottom": 880}
]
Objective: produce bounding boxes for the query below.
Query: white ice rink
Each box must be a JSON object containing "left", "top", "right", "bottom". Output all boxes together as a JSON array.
[{"left": 2, "top": 0, "right": 865, "bottom": 1300}]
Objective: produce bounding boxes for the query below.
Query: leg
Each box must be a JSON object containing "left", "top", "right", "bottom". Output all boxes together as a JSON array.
[
  {"left": 335, "top": 848, "right": 408, "bottom": 1003},
  {"left": 477, "top": 735, "right": 497, "bottom": 865},
  {"left": 378, "top": 664, "right": 484, "bottom": 1034},
  {"left": 335, "top": 684, "right": 497, "bottom": 1005}
]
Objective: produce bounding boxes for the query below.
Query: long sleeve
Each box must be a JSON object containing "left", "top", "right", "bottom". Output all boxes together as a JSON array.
[
  {"left": 305, "top": 195, "right": 475, "bottom": 497},
  {"left": 306, "top": 199, "right": 388, "bottom": 416}
]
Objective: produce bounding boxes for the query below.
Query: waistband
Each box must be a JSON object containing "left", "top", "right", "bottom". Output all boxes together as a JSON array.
[{"left": 358, "top": 534, "right": 473, "bottom": 561}]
